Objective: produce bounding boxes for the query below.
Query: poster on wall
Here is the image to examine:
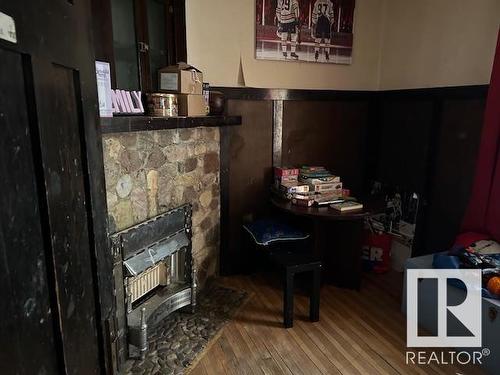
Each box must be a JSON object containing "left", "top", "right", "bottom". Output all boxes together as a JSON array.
[{"left": 256, "top": 0, "right": 355, "bottom": 64}]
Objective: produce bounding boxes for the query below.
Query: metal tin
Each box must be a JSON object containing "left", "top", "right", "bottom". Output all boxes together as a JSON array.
[{"left": 146, "top": 93, "right": 178, "bottom": 117}]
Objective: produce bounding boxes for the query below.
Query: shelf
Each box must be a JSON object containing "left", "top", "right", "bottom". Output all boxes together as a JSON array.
[{"left": 100, "top": 115, "right": 242, "bottom": 134}]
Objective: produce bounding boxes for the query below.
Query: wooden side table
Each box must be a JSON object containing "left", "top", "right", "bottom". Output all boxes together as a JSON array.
[{"left": 270, "top": 197, "right": 373, "bottom": 289}]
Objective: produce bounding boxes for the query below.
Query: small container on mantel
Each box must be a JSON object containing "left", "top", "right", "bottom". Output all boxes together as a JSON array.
[
  {"left": 146, "top": 93, "right": 178, "bottom": 117},
  {"left": 209, "top": 91, "right": 225, "bottom": 115}
]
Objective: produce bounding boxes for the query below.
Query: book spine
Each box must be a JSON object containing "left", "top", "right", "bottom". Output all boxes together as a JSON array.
[
  {"left": 280, "top": 184, "right": 310, "bottom": 194},
  {"left": 275, "top": 175, "right": 298, "bottom": 184},
  {"left": 292, "top": 198, "right": 314, "bottom": 207},
  {"left": 300, "top": 166, "right": 325, "bottom": 172},
  {"left": 300, "top": 176, "right": 341, "bottom": 184},
  {"left": 311, "top": 182, "right": 343, "bottom": 193},
  {"left": 293, "top": 192, "right": 316, "bottom": 200},
  {"left": 275, "top": 167, "right": 299, "bottom": 177}
]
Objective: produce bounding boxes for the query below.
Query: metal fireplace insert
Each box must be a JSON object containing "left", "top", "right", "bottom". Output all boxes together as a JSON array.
[{"left": 110, "top": 204, "right": 196, "bottom": 364}]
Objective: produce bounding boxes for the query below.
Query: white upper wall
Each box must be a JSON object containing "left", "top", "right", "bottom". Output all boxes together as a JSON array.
[
  {"left": 186, "top": 0, "right": 384, "bottom": 90},
  {"left": 185, "top": 0, "right": 500, "bottom": 90},
  {"left": 378, "top": 0, "right": 500, "bottom": 90}
]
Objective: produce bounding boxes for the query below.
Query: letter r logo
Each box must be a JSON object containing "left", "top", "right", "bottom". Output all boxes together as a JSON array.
[{"left": 406, "top": 269, "right": 482, "bottom": 347}]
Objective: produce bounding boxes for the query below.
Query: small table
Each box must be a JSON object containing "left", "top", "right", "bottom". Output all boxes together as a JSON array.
[{"left": 271, "top": 197, "right": 373, "bottom": 289}]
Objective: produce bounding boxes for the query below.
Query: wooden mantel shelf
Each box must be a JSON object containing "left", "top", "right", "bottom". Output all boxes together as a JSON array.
[{"left": 100, "top": 115, "right": 242, "bottom": 134}]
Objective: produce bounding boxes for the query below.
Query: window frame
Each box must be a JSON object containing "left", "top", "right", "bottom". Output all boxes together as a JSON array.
[{"left": 91, "top": 0, "right": 187, "bottom": 93}]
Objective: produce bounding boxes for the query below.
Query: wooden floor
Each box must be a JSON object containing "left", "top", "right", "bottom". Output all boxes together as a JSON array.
[{"left": 189, "top": 272, "right": 484, "bottom": 375}]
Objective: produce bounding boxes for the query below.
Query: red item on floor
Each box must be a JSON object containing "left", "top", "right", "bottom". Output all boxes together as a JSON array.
[{"left": 363, "top": 231, "right": 392, "bottom": 273}]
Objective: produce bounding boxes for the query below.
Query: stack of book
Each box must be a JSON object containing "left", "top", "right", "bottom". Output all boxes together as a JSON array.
[
  {"left": 273, "top": 166, "right": 364, "bottom": 211},
  {"left": 296, "top": 166, "right": 343, "bottom": 206},
  {"left": 273, "top": 167, "right": 310, "bottom": 200},
  {"left": 273, "top": 166, "right": 351, "bottom": 207}
]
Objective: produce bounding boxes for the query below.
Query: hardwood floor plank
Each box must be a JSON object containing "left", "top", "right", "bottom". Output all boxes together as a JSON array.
[
  {"left": 242, "top": 275, "right": 324, "bottom": 375},
  {"left": 254, "top": 275, "right": 370, "bottom": 375},
  {"left": 188, "top": 272, "right": 485, "bottom": 375},
  {"left": 250, "top": 276, "right": 344, "bottom": 375},
  {"left": 293, "top": 292, "right": 400, "bottom": 375},
  {"left": 232, "top": 320, "right": 289, "bottom": 375},
  {"left": 264, "top": 282, "right": 390, "bottom": 374}
]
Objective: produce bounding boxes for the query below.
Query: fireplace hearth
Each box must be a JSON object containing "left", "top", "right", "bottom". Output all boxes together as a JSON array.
[{"left": 110, "top": 204, "right": 196, "bottom": 363}]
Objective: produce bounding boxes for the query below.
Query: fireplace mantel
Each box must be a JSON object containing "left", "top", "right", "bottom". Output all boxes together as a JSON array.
[{"left": 100, "top": 115, "right": 242, "bottom": 134}]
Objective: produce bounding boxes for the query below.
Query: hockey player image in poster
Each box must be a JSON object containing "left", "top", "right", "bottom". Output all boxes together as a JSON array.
[
  {"left": 256, "top": 0, "right": 355, "bottom": 64},
  {"left": 276, "top": 0, "right": 300, "bottom": 59},
  {"left": 312, "top": 0, "right": 334, "bottom": 61}
]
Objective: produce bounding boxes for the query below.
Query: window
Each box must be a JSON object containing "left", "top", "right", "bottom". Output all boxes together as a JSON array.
[
  {"left": 111, "top": 0, "right": 139, "bottom": 90},
  {"left": 92, "top": 0, "right": 187, "bottom": 93}
]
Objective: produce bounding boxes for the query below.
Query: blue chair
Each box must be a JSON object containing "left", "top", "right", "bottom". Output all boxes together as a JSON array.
[
  {"left": 243, "top": 218, "right": 322, "bottom": 328},
  {"left": 243, "top": 218, "right": 309, "bottom": 246}
]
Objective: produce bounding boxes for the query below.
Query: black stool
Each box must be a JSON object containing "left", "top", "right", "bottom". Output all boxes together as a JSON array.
[
  {"left": 243, "top": 218, "right": 322, "bottom": 328},
  {"left": 270, "top": 252, "right": 322, "bottom": 328}
]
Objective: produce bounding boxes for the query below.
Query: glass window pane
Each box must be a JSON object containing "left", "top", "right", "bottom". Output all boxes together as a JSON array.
[
  {"left": 111, "top": 0, "right": 140, "bottom": 90},
  {"left": 147, "top": 0, "right": 167, "bottom": 91}
]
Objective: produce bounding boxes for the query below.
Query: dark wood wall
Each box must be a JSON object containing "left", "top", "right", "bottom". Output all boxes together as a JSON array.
[
  {"left": 376, "top": 87, "right": 487, "bottom": 255},
  {"left": 217, "top": 86, "right": 488, "bottom": 274},
  {"left": 221, "top": 100, "right": 274, "bottom": 274},
  {"left": 282, "top": 100, "right": 371, "bottom": 194},
  {"left": 1, "top": 1, "right": 112, "bottom": 373},
  {"left": 218, "top": 89, "right": 374, "bottom": 274},
  {"left": 415, "top": 96, "right": 486, "bottom": 253}
]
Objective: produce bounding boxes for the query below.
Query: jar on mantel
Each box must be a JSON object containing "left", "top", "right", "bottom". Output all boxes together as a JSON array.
[
  {"left": 209, "top": 91, "right": 225, "bottom": 115},
  {"left": 146, "top": 93, "right": 178, "bottom": 117}
]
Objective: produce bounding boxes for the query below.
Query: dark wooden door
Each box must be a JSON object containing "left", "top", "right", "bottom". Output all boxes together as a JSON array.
[{"left": 0, "top": 1, "right": 111, "bottom": 374}]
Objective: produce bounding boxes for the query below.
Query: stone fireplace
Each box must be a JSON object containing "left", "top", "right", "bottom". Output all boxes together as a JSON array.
[{"left": 102, "top": 127, "right": 221, "bottom": 288}]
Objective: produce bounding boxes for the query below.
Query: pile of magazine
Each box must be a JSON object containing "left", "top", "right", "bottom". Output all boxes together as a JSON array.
[{"left": 272, "top": 166, "right": 363, "bottom": 211}]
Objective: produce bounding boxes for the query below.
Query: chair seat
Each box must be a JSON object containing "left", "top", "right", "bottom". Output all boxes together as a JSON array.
[
  {"left": 270, "top": 252, "right": 321, "bottom": 269},
  {"left": 243, "top": 218, "right": 309, "bottom": 246}
]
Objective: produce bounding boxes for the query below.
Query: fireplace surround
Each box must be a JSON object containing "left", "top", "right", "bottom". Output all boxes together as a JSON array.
[
  {"left": 102, "top": 127, "right": 221, "bottom": 370},
  {"left": 102, "top": 128, "right": 221, "bottom": 288},
  {"left": 110, "top": 204, "right": 196, "bottom": 363}
]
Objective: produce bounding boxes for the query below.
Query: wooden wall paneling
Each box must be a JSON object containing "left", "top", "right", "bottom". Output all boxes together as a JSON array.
[
  {"left": 419, "top": 98, "right": 486, "bottom": 253},
  {"left": 91, "top": 0, "right": 116, "bottom": 87},
  {"left": 169, "top": 0, "right": 187, "bottom": 64},
  {"left": 281, "top": 100, "right": 371, "bottom": 195},
  {"left": 220, "top": 123, "right": 231, "bottom": 276},
  {"left": 0, "top": 48, "right": 60, "bottom": 375},
  {"left": 0, "top": 1, "right": 114, "bottom": 372},
  {"left": 411, "top": 98, "right": 444, "bottom": 256},
  {"left": 213, "top": 87, "right": 374, "bottom": 101},
  {"left": 272, "top": 100, "right": 284, "bottom": 167},
  {"left": 364, "top": 95, "right": 382, "bottom": 191},
  {"left": 221, "top": 100, "right": 273, "bottom": 274},
  {"left": 133, "top": 0, "right": 151, "bottom": 92},
  {"left": 34, "top": 61, "right": 102, "bottom": 373},
  {"left": 376, "top": 99, "right": 434, "bottom": 194},
  {"left": 217, "top": 86, "right": 488, "bottom": 266}
]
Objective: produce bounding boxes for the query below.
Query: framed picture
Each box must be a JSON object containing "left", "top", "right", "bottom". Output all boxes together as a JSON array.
[{"left": 256, "top": 0, "right": 355, "bottom": 64}]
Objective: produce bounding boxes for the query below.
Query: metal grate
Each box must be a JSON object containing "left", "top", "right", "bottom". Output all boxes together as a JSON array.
[{"left": 127, "top": 262, "right": 168, "bottom": 304}]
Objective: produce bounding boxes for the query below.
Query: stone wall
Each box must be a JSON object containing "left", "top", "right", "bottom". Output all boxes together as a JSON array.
[{"left": 102, "top": 127, "right": 220, "bottom": 286}]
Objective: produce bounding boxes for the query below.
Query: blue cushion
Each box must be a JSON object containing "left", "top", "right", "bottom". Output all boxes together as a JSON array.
[{"left": 243, "top": 219, "right": 309, "bottom": 246}]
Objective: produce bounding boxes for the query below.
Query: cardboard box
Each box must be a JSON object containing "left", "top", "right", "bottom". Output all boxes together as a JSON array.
[
  {"left": 177, "top": 94, "right": 207, "bottom": 116},
  {"left": 158, "top": 63, "right": 203, "bottom": 95}
]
